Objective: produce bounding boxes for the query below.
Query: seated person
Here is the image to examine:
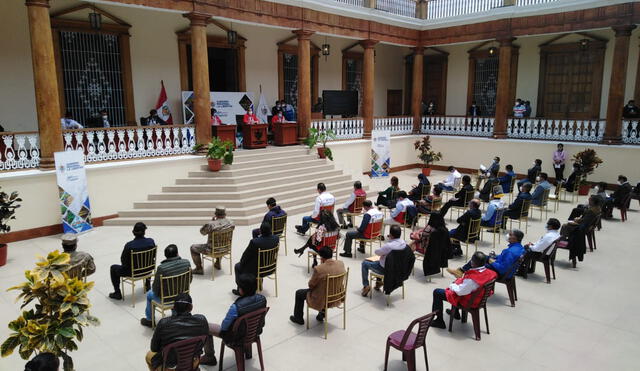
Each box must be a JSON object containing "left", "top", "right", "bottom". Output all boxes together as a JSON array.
[
  {"left": 360, "top": 225, "right": 407, "bottom": 297},
  {"left": 61, "top": 111, "right": 83, "bottom": 129},
  {"left": 383, "top": 191, "right": 413, "bottom": 226},
  {"left": 145, "top": 293, "right": 218, "bottom": 370},
  {"left": 449, "top": 199, "right": 482, "bottom": 257},
  {"left": 416, "top": 185, "right": 443, "bottom": 214},
  {"left": 437, "top": 166, "right": 462, "bottom": 191},
  {"left": 477, "top": 169, "right": 499, "bottom": 202},
  {"left": 430, "top": 251, "right": 497, "bottom": 329},
  {"left": 141, "top": 245, "right": 192, "bottom": 327},
  {"left": 522, "top": 218, "right": 561, "bottom": 274},
  {"left": 481, "top": 186, "right": 505, "bottom": 227},
  {"left": 611, "top": 174, "right": 632, "bottom": 208},
  {"left": 86, "top": 109, "right": 110, "bottom": 128},
  {"left": 143, "top": 109, "right": 167, "bottom": 126},
  {"left": 295, "top": 183, "right": 335, "bottom": 235},
  {"left": 252, "top": 197, "right": 286, "bottom": 238},
  {"left": 271, "top": 109, "right": 289, "bottom": 123},
  {"left": 61, "top": 233, "right": 96, "bottom": 277},
  {"left": 375, "top": 176, "right": 400, "bottom": 207},
  {"left": 243, "top": 107, "right": 260, "bottom": 125},
  {"left": 211, "top": 108, "right": 222, "bottom": 125},
  {"left": 594, "top": 182, "right": 613, "bottom": 218},
  {"left": 498, "top": 164, "right": 516, "bottom": 193},
  {"left": 109, "top": 222, "right": 156, "bottom": 300},
  {"left": 337, "top": 181, "right": 367, "bottom": 229},
  {"left": 503, "top": 183, "right": 532, "bottom": 221},
  {"left": 439, "top": 175, "right": 474, "bottom": 216},
  {"left": 294, "top": 210, "right": 340, "bottom": 267},
  {"left": 289, "top": 246, "right": 346, "bottom": 325},
  {"left": 25, "top": 353, "right": 60, "bottom": 371},
  {"left": 190, "top": 207, "right": 235, "bottom": 275},
  {"left": 340, "top": 200, "right": 382, "bottom": 258},
  {"left": 531, "top": 172, "right": 552, "bottom": 206},
  {"left": 562, "top": 162, "right": 581, "bottom": 192},
  {"left": 408, "top": 173, "right": 430, "bottom": 202},
  {"left": 561, "top": 196, "right": 601, "bottom": 263},
  {"left": 233, "top": 222, "right": 279, "bottom": 295},
  {"left": 484, "top": 156, "right": 500, "bottom": 177},
  {"left": 517, "top": 159, "right": 542, "bottom": 187}
]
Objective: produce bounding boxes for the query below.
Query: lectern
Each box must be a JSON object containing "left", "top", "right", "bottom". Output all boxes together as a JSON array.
[
  {"left": 273, "top": 122, "right": 298, "bottom": 146},
  {"left": 242, "top": 124, "right": 268, "bottom": 149},
  {"left": 211, "top": 124, "right": 237, "bottom": 149}
]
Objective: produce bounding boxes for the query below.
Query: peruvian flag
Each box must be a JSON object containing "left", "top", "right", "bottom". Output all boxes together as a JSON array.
[{"left": 155, "top": 80, "right": 173, "bottom": 124}]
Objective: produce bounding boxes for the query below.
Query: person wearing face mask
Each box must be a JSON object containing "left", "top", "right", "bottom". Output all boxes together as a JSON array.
[
  {"left": 530, "top": 172, "right": 552, "bottom": 206},
  {"left": 144, "top": 109, "right": 167, "bottom": 126},
  {"left": 562, "top": 162, "right": 581, "bottom": 192},
  {"left": 622, "top": 99, "right": 640, "bottom": 118},
  {"left": 503, "top": 183, "right": 532, "bottom": 225},
  {"left": 498, "top": 164, "right": 516, "bottom": 193},
  {"left": 437, "top": 166, "right": 462, "bottom": 191},
  {"left": 87, "top": 109, "right": 111, "bottom": 128},
  {"left": 513, "top": 99, "right": 526, "bottom": 118},
  {"left": 271, "top": 100, "right": 282, "bottom": 116},
  {"left": 520, "top": 218, "right": 561, "bottom": 275},
  {"left": 60, "top": 111, "right": 83, "bottom": 130},
  {"left": 271, "top": 109, "right": 288, "bottom": 124},
  {"left": 243, "top": 107, "right": 259, "bottom": 125},
  {"left": 552, "top": 143, "right": 567, "bottom": 182},
  {"left": 426, "top": 100, "right": 437, "bottom": 115},
  {"left": 281, "top": 100, "right": 296, "bottom": 121},
  {"left": 611, "top": 175, "right": 632, "bottom": 210},
  {"left": 517, "top": 159, "right": 542, "bottom": 187},
  {"left": 468, "top": 100, "right": 481, "bottom": 117}
]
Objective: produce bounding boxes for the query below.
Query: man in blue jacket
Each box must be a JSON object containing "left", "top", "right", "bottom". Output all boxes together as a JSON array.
[
  {"left": 498, "top": 164, "right": 516, "bottom": 193},
  {"left": 252, "top": 197, "right": 286, "bottom": 238}
]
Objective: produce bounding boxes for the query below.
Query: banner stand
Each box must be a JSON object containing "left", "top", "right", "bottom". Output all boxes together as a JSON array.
[
  {"left": 54, "top": 150, "right": 93, "bottom": 234},
  {"left": 370, "top": 130, "right": 390, "bottom": 178}
]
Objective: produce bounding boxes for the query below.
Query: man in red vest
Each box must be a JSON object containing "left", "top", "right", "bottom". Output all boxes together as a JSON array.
[
  {"left": 337, "top": 181, "right": 367, "bottom": 229},
  {"left": 430, "top": 251, "right": 497, "bottom": 329}
]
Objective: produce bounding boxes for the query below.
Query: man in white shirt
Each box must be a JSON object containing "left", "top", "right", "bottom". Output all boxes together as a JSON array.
[
  {"left": 522, "top": 218, "right": 561, "bottom": 274},
  {"left": 295, "top": 182, "right": 335, "bottom": 235},
  {"left": 360, "top": 225, "right": 406, "bottom": 297},
  {"left": 383, "top": 191, "right": 412, "bottom": 226},
  {"left": 438, "top": 166, "right": 462, "bottom": 191},
  {"left": 60, "top": 111, "right": 83, "bottom": 130},
  {"left": 481, "top": 186, "right": 506, "bottom": 227}
]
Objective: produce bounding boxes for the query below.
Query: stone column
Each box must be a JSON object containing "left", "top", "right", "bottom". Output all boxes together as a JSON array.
[
  {"left": 183, "top": 12, "right": 211, "bottom": 147},
  {"left": 25, "top": 0, "right": 62, "bottom": 169},
  {"left": 493, "top": 37, "right": 516, "bottom": 139},
  {"left": 361, "top": 39, "right": 378, "bottom": 138},
  {"left": 604, "top": 25, "right": 637, "bottom": 144},
  {"left": 411, "top": 47, "right": 424, "bottom": 133},
  {"left": 294, "top": 29, "right": 314, "bottom": 142},
  {"left": 416, "top": 0, "right": 428, "bottom": 19}
]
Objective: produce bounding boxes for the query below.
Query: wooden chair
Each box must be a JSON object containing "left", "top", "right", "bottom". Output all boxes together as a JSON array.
[
  {"left": 307, "top": 268, "right": 349, "bottom": 339},
  {"left": 66, "top": 262, "right": 87, "bottom": 282},
  {"left": 547, "top": 182, "right": 562, "bottom": 212},
  {"left": 121, "top": 246, "right": 157, "bottom": 307},
  {"left": 379, "top": 190, "right": 398, "bottom": 219},
  {"left": 530, "top": 187, "right": 551, "bottom": 220},
  {"left": 442, "top": 177, "right": 462, "bottom": 201},
  {"left": 309, "top": 204, "right": 336, "bottom": 234},
  {"left": 257, "top": 245, "right": 279, "bottom": 297},
  {"left": 344, "top": 195, "right": 366, "bottom": 227},
  {"left": 450, "top": 189, "right": 475, "bottom": 221},
  {"left": 160, "top": 335, "right": 207, "bottom": 371},
  {"left": 308, "top": 230, "right": 339, "bottom": 273},
  {"left": 151, "top": 270, "right": 192, "bottom": 327},
  {"left": 271, "top": 215, "right": 288, "bottom": 256},
  {"left": 369, "top": 271, "right": 405, "bottom": 306},
  {"left": 509, "top": 199, "right": 531, "bottom": 233},
  {"left": 415, "top": 198, "right": 442, "bottom": 227},
  {"left": 420, "top": 184, "right": 432, "bottom": 200},
  {"left": 448, "top": 280, "right": 496, "bottom": 341},
  {"left": 384, "top": 312, "right": 436, "bottom": 371},
  {"left": 496, "top": 255, "right": 525, "bottom": 307},
  {"left": 559, "top": 180, "right": 580, "bottom": 204},
  {"left": 203, "top": 228, "right": 234, "bottom": 280},
  {"left": 353, "top": 220, "right": 383, "bottom": 258},
  {"left": 219, "top": 307, "right": 270, "bottom": 371},
  {"left": 480, "top": 207, "right": 506, "bottom": 250},
  {"left": 450, "top": 218, "right": 481, "bottom": 259},
  {"left": 507, "top": 177, "right": 517, "bottom": 202}
]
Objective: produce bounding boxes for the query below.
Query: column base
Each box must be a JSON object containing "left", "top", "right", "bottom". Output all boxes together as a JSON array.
[
  {"left": 39, "top": 156, "right": 55, "bottom": 171},
  {"left": 492, "top": 131, "right": 508, "bottom": 139},
  {"left": 362, "top": 133, "right": 372, "bottom": 139},
  {"left": 601, "top": 136, "right": 622, "bottom": 145}
]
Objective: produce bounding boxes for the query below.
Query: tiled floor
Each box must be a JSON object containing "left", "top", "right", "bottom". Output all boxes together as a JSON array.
[{"left": 1, "top": 169, "right": 638, "bottom": 371}]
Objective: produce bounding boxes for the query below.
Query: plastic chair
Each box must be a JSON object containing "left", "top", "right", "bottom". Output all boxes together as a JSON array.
[
  {"left": 353, "top": 220, "right": 383, "bottom": 258},
  {"left": 620, "top": 193, "right": 632, "bottom": 222},
  {"left": 121, "top": 246, "right": 157, "bottom": 307},
  {"left": 509, "top": 199, "right": 531, "bottom": 233},
  {"left": 384, "top": 312, "right": 436, "bottom": 371},
  {"left": 308, "top": 230, "right": 339, "bottom": 273},
  {"left": 151, "top": 270, "right": 192, "bottom": 327},
  {"left": 257, "top": 245, "right": 279, "bottom": 297},
  {"left": 160, "top": 335, "right": 206, "bottom": 371},
  {"left": 496, "top": 255, "right": 525, "bottom": 307},
  {"left": 306, "top": 268, "right": 349, "bottom": 339},
  {"left": 271, "top": 215, "right": 288, "bottom": 256},
  {"left": 528, "top": 239, "right": 560, "bottom": 284},
  {"left": 219, "top": 307, "right": 270, "bottom": 371},
  {"left": 448, "top": 280, "right": 495, "bottom": 341},
  {"left": 530, "top": 187, "right": 551, "bottom": 220},
  {"left": 203, "top": 228, "right": 234, "bottom": 280},
  {"left": 480, "top": 207, "right": 506, "bottom": 250},
  {"left": 450, "top": 218, "right": 481, "bottom": 259}
]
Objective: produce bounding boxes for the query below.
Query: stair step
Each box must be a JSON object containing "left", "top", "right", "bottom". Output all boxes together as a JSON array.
[
  {"left": 163, "top": 174, "right": 351, "bottom": 193},
  {"left": 188, "top": 159, "right": 327, "bottom": 178},
  {"left": 202, "top": 154, "right": 314, "bottom": 170},
  {"left": 232, "top": 147, "right": 309, "bottom": 161},
  {"left": 175, "top": 168, "right": 343, "bottom": 186}
]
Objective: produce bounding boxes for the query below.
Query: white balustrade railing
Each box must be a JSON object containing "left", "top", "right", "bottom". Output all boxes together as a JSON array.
[
  {"left": 311, "top": 118, "right": 364, "bottom": 140},
  {"left": 374, "top": 116, "right": 413, "bottom": 135},
  {"left": 622, "top": 120, "right": 640, "bottom": 144},
  {"left": 507, "top": 118, "right": 605, "bottom": 142},
  {"left": 516, "top": 0, "right": 557, "bottom": 6},
  {"left": 376, "top": 0, "right": 416, "bottom": 18},
  {"left": 0, "top": 132, "right": 40, "bottom": 170},
  {"left": 335, "top": 0, "right": 365, "bottom": 6},
  {"left": 421, "top": 116, "right": 494, "bottom": 137},
  {"left": 426, "top": 0, "right": 503, "bottom": 19},
  {"left": 62, "top": 125, "right": 196, "bottom": 163}
]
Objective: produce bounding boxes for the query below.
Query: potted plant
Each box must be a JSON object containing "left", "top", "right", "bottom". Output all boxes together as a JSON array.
[
  {"left": 203, "top": 137, "right": 234, "bottom": 171},
  {"left": 304, "top": 127, "right": 336, "bottom": 161},
  {"left": 0, "top": 186, "right": 21, "bottom": 266},
  {"left": 414, "top": 135, "right": 443, "bottom": 176},
  {"left": 1, "top": 250, "right": 100, "bottom": 370},
  {"left": 572, "top": 148, "right": 603, "bottom": 195}
]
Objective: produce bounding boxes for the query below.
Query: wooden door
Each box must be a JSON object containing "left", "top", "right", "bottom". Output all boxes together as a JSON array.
[{"left": 387, "top": 89, "right": 403, "bottom": 116}]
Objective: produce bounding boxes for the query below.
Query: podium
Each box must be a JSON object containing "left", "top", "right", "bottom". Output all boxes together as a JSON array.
[
  {"left": 211, "top": 125, "right": 237, "bottom": 149},
  {"left": 273, "top": 122, "right": 298, "bottom": 146},
  {"left": 242, "top": 124, "right": 268, "bottom": 149}
]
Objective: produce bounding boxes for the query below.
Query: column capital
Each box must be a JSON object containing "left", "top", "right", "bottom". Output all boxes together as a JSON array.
[
  {"left": 183, "top": 12, "right": 211, "bottom": 27},
  {"left": 293, "top": 29, "right": 315, "bottom": 40},
  {"left": 411, "top": 46, "right": 425, "bottom": 54},
  {"left": 360, "top": 39, "right": 379, "bottom": 49},
  {"left": 613, "top": 24, "right": 637, "bottom": 37},
  {"left": 496, "top": 36, "right": 516, "bottom": 47},
  {"left": 25, "top": 0, "right": 50, "bottom": 8}
]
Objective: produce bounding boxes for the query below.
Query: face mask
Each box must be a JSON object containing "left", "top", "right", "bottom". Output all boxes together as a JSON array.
[
  {"left": 102, "top": 115, "right": 108, "bottom": 120},
  {"left": 505, "top": 234, "right": 510, "bottom": 240},
  {"left": 536, "top": 176, "right": 541, "bottom": 182}
]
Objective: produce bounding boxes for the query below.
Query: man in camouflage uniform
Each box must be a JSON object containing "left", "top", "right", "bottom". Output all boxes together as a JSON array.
[
  {"left": 61, "top": 233, "right": 96, "bottom": 277},
  {"left": 190, "top": 207, "right": 234, "bottom": 274}
]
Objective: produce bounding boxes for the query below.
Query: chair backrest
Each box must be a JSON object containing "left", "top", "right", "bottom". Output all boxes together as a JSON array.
[
  {"left": 397, "top": 312, "right": 437, "bottom": 350},
  {"left": 159, "top": 270, "right": 192, "bottom": 306},
  {"left": 325, "top": 268, "right": 349, "bottom": 308},
  {"left": 493, "top": 208, "right": 506, "bottom": 229},
  {"left": 130, "top": 246, "right": 158, "bottom": 279},
  {"left": 465, "top": 218, "right": 482, "bottom": 242},
  {"left": 211, "top": 228, "right": 234, "bottom": 252},
  {"left": 500, "top": 254, "right": 525, "bottom": 281},
  {"left": 320, "top": 204, "right": 335, "bottom": 214},
  {"left": 621, "top": 193, "right": 633, "bottom": 210},
  {"left": 319, "top": 230, "right": 340, "bottom": 250},
  {"left": 364, "top": 220, "right": 383, "bottom": 240},
  {"left": 509, "top": 177, "right": 517, "bottom": 193},
  {"left": 420, "top": 184, "right": 432, "bottom": 199},
  {"left": 541, "top": 238, "right": 561, "bottom": 258},
  {"left": 462, "top": 189, "right": 475, "bottom": 205},
  {"left": 464, "top": 279, "right": 496, "bottom": 310},
  {"left": 257, "top": 245, "right": 279, "bottom": 278},
  {"left": 452, "top": 176, "right": 462, "bottom": 190},
  {"left": 351, "top": 196, "right": 366, "bottom": 213},
  {"left": 66, "top": 263, "right": 86, "bottom": 282},
  {"left": 538, "top": 188, "right": 551, "bottom": 207},
  {"left": 229, "top": 307, "right": 270, "bottom": 347},
  {"left": 271, "top": 215, "right": 287, "bottom": 237},
  {"left": 161, "top": 335, "right": 207, "bottom": 371},
  {"left": 553, "top": 182, "right": 561, "bottom": 197},
  {"left": 520, "top": 199, "right": 531, "bottom": 218},
  {"left": 431, "top": 198, "right": 442, "bottom": 211}
]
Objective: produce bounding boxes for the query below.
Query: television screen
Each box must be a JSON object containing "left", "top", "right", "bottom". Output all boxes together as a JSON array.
[{"left": 322, "top": 90, "right": 359, "bottom": 116}]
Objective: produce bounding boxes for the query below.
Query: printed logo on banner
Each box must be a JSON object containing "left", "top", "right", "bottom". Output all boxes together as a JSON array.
[
  {"left": 371, "top": 130, "right": 391, "bottom": 177},
  {"left": 182, "top": 92, "right": 255, "bottom": 125},
  {"left": 55, "top": 151, "right": 93, "bottom": 234}
]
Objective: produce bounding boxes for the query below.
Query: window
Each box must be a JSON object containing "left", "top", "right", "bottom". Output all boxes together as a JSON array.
[
  {"left": 467, "top": 47, "right": 518, "bottom": 117},
  {"left": 342, "top": 52, "right": 363, "bottom": 114},
  {"left": 277, "top": 45, "right": 319, "bottom": 110}
]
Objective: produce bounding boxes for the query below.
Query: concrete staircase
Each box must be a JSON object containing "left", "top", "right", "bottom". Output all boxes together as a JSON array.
[{"left": 104, "top": 146, "right": 365, "bottom": 226}]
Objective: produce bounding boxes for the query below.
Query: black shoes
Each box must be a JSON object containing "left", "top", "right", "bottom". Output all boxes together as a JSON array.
[
  {"left": 294, "top": 247, "right": 305, "bottom": 257},
  {"left": 295, "top": 226, "right": 305, "bottom": 235},
  {"left": 446, "top": 309, "right": 461, "bottom": 320},
  {"left": 140, "top": 318, "right": 152, "bottom": 328},
  {"left": 339, "top": 252, "right": 352, "bottom": 258},
  {"left": 289, "top": 315, "right": 304, "bottom": 325},
  {"left": 200, "top": 355, "right": 217, "bottom": 366},
  {"left": 357, "top": 246, "right": 366, "bottom": 254},
  {"left": 232, "top": 289, "right": 241, "bottom": 296},
  {"left": 108, "top": 292, "right": 122, "bottom": 300},
  {"left": 316, "top": 311, "right": 325, "bottom": 322},
  {"left": 431, "top": 319, "right": 446, "bottom": 329}
]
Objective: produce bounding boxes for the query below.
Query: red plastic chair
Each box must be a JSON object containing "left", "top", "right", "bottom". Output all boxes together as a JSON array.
[
  {"left": 161, "top": 335, "right": 207, "bottom": 371},
  {"left": 620, "top": 194, "right": 632, "bottom": 222},
  {"left": 448, "top": 280, "right": 496, "bottom": 341},
  {"left": 384, "top": 312, "right": 436, "bottom": 371},
  {"left": 219, "top": 307, "right": 269, "bottom": 371}
]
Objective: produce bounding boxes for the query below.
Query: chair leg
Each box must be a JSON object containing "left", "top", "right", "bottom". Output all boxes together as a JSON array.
[
  {"left": 423, "top": 345, "right": 429, "bottom": 371},
  {"left": 131, "top": 281, "right": 135, "bottom": 308},
  {"left": 234, "top": 348, "right": 245, "bottom": 371},
  {"left": 306, "top": 303, "right": 309, "bottom": 330},
  {"left": 383, "top": 340, "right": 390, "bottom": 371},
  {"left": 470, "top": 309, "right": 481, "bottom": 340},
  {"left": 406, "top": 349, "right": 416, "bottom": 371},
  {"left": 551, "top": 261, "right": 556, "bottom": 279},
  {"left": 513, "top": 279, "right": 518, "bottom": 301},
  {"left": 543, "top": 261, "right": 551, "bottom": 284},
  {"left": 218, "top": 343, "right": 225, "bottom": 371},
  {"left": 483, "top": 306, "right": 490, "bottom": 335},
  {"left": 448, "top": 305, "right": 455, "bottom": 332},
  {"left": 256, "top": 337, "right": 265, "bottom": 371},
  {"left": 506, "top": 281, "right": 515, "bottom": 307}
]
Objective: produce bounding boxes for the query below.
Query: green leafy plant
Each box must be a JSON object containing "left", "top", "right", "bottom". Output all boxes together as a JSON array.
[
  {"left": 0, "top": 186, "right": 22, "bottom": 234},
  {"left": 304, "top": 127, "right": 336, "bottom": 161},
  {"left": 414, "top": 136, "right": 442, "bottom": 167},
  {"left": 206, "top": 137, "right": 234, "bottom": 165},
  {"left": 572, "top": 148, "right": 603, "bottom": 185},
  {"left": 1, "top": 250, "right": 99, "bottom": 370}
]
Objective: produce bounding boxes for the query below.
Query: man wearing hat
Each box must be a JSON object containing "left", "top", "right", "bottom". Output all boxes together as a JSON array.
[
  {"left": 109, "top": 222, "right": 156, "bottom": 300},
  {"left": 481, "top": 185, "right": 506, "bottom": 228},
  {"left": 190, "top": 207, "right": 234, "bottom": 275},
  {"left": 61, "top": 233, "right": 96, "bottom": 277}
]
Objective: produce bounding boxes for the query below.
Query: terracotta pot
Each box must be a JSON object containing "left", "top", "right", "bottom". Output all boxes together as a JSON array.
[
  {"left": 422, "top": 167, "right": 432, "bottom": 176},
  {"left": 0, "top": 244, "right": 7, "bottom": 267},
  {"left": 317, "top": 147, "right": 326, "bottom": 159},
  {"left": 578, "top": 184, "right": 590, "bottom": 196},
  {"left": 207, "top": 158, "right": 222, "bottom": 172}
]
